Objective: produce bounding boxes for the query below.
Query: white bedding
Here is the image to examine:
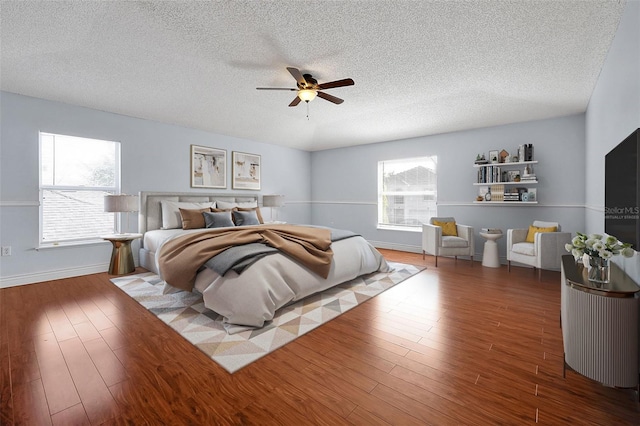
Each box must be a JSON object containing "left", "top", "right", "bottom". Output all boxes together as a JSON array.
[
  {"left": 151, "top": 226, "right": 389, "bottom": 330},
  {"left": 144, "top": 228, "right": 208, "bottom": 254}
]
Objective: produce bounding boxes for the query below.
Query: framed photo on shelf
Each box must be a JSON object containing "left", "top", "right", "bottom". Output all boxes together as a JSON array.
[
  {"left": 191, "top": 145, "right": 226, "bottom": 188},
  {"left": 232, "top": 151, "right": 261, "bottom": 190},
  {"left": 489, "top": 150, "right": 499, "bottom": 163},
  {"left": 527, "top": 188, "right": 537, "bottom": 201}
]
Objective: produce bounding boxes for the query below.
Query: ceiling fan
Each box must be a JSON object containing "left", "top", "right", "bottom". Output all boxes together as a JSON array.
[{"left": 256, "top": 67, "right": 355, "bottom": 107}]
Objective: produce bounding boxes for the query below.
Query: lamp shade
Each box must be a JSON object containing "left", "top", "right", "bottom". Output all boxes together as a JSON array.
[
  {"left": 262, "top": 195, "right": 284, "bottom": 208},
  {"left": 104, "top": 194, "right": 139, "bottom": 212},
  {"left": 297, "top": 89, "right": 317, "bottom": 102}
]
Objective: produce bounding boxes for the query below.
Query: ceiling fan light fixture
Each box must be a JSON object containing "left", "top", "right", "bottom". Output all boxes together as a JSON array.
[{"left": 298, "top": 89, "right": 317, "bottom": 102}]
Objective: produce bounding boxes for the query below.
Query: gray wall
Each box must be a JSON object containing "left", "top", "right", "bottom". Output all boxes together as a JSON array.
[
  {"left": 0, "top": 92, "right": 311, "bottom": 286},
  {"left": 2, "top": 1, "right": 638, "bottom": 286},
  {"left": 585, "top": 0, "right": 640, "bottom": 280},
  {"left": 310, "top": 114, "right": 586, "bottom": 259}
]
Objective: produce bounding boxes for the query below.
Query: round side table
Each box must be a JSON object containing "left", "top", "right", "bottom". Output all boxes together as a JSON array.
[
  {"left": 480, "top": 231, "right": 503, "bottom": 268},
  {"left": 101, "top": 233, "right": 142, "bottom": 275}
]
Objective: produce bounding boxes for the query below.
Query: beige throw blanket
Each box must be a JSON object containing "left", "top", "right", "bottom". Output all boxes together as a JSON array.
[{"left": 158, "top": 224, "right": 333, "bottom": 291}]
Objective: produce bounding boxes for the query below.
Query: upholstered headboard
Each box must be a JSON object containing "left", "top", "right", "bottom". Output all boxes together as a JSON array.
[{"left": 138, "top": 191, "right": 259, "bottom": 234}]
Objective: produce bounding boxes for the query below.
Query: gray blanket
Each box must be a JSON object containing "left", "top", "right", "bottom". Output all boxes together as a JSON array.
[{"left": 204, "top": 226, "right": 358, "bottom": 276}]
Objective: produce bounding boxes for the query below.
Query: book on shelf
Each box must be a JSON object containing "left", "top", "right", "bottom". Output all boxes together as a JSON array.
[
  {"left": 477, "top": 165, "right": 503, "bottom": 183},
  {"left": 518, "top": 144, "right": 534, "bottom": 162},
  {"left": 490, "top": 184, "right": 504, "bottom": 201}
]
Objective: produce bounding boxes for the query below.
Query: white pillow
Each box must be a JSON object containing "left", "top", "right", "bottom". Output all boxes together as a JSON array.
[
  {"left": 216, "top": 200, "right": 258, "bottom": 209},
  {"left": 160, "top": 201, "right": 215, "bottom": 229}
]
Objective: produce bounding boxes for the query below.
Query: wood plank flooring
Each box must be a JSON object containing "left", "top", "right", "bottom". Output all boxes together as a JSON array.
[{"left": 1, "top": 250, "right": 638, "bottom": 425}]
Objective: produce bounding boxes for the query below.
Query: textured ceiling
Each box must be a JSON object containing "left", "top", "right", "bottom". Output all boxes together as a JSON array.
[{"left": 0, "top": 1, "right": 626, "bottom": 151}]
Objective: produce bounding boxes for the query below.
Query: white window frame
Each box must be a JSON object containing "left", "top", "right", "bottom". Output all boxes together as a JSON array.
[
  {"left": 39, "top": 132, "right": 121, "bottom": 247},
  {"left": 377, "top": 156, "right": 437, "bottom": 231}
]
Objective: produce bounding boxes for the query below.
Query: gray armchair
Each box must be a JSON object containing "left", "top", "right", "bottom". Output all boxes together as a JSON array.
[
  {"left": 507, "top": 220, "right": 571, "bottom": 277},
  {"left": 422, "top": 217, "right": 474, "bottom": 267}
]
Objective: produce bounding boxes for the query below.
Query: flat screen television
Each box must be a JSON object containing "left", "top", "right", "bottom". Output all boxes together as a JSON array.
[{"left": 605, "top": 128, "right": 640, "bottom": 249}]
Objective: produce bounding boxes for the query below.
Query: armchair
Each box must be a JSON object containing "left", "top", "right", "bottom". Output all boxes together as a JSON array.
[
  {"left": 422, "top": 217, "right": 474, "bottom": 267},
  {"left": 507, "top": 220, "right": 571, "bottom": 277}
]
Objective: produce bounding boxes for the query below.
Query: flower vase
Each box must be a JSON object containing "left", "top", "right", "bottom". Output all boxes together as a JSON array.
[{"left": 586, "top": 255, "right": 610, "bottom": 283}]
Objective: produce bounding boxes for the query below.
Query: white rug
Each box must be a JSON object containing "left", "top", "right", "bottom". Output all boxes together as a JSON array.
[{"left": 110, "top": 262, "right": 424, "bottom": 373}]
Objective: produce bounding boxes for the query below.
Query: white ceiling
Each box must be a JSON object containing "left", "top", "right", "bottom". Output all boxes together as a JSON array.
[{"left": 0, "top": 1, "right": 626, "bottom": 151}]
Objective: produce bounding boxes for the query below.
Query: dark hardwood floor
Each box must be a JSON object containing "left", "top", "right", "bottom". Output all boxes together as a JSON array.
[{"left": 1, "top": 250, "right": 638, "bottom": 425}]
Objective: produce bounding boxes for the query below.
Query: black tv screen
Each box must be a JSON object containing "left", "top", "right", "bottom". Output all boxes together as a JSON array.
[{"left": 605, "top": 128, "right": 640, "bottom": 249}]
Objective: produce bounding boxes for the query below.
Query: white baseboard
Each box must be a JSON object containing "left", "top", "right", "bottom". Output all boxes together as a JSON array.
[{"left": 0, "top": 263, "right": 110, "bottom": 288}]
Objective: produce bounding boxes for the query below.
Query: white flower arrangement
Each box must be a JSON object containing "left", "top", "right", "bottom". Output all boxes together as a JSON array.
[{"left": 565, "top": 232, "right": 635, "bottom": 261}]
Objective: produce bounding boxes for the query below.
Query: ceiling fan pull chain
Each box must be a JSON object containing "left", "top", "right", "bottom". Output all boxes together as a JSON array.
[{"left": 306, "top": 102, "right": 310, "bottom": 120}]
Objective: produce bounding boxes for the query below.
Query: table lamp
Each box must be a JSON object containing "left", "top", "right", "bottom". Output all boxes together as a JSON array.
[
  {"left": 262, "top": 195, "right": 284, "bottom": 222},
  {"left": 104, "top": 194, "right": 139, "bottom": 234}
]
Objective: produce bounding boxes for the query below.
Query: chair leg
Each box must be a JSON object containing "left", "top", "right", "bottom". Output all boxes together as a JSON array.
[
  {"left": 470, "top": 256, "right": 473, "bottom": 267},
  {"left": 435, "top": 256, "right": 438, "bottom": 267},
  {"left": 423, "top": 250, "right": 425, "bottom": 260},
  {"left": 508, "top": 260, "right": 511, "bottom": 272}
]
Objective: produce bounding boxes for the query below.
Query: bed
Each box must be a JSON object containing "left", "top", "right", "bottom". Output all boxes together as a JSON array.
[{"left": 138, "top": 191, "right": 389, "bottom": 331}]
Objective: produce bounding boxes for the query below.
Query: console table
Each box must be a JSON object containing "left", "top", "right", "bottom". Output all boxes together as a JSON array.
[{"left": 560, "top": 255, "right": 639, "bottom": 396}]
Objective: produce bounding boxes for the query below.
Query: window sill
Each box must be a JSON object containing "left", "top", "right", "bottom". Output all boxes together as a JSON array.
[
  {"left": 36, "top": 238, "right": 109, "bottom": 251},
  {"left": 377, "top": 225, "right": 422, "bottom": 233}
]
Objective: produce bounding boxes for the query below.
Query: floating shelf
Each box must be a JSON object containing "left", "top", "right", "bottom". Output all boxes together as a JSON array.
[
  {"left": 473, "top": 201, "right": 538, "bottom": 205},
  {"left": 473, "top": 160, "right": 538, "bottom": 168},
  {"left": 473, "top": 181, "right": 537, "bottom": 186}
]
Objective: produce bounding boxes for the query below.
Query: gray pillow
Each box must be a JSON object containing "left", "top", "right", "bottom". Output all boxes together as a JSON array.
[
  {"left": 203, "top": 211, "right": 235, "bottom": 228},
  {"left": 232, "top": 209, "right": 260, "bottom": 226}
]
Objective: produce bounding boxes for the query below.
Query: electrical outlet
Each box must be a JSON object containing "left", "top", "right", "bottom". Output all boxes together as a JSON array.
[{"left": 1, "top": 246, "right": 11, "bottom": 256}]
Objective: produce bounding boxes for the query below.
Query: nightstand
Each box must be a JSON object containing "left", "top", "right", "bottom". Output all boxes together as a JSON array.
[{"left": 101, "top": 233, "right": 143, "bottom": 275}]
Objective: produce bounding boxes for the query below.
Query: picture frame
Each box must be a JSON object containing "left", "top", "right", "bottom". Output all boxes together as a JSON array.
[
  {"left": 489, "top": 150, "right": 499, "bottom": 163},
  {"left": 232, "top": 151, "right": 261, "bottom": 190},
  {"left": 527, "top": 188, "right": 537, "bottom": 201},
  {"left": 191, "top": 145, "right": 226, "bottom": 188}
]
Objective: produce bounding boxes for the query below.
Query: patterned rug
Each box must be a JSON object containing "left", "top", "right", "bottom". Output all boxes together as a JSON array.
[{"left": 110, "top": 262, "right": 424, "bottom": 373}]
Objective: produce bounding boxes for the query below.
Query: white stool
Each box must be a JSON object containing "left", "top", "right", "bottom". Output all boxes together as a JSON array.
[{"left": 480, "top": 231, "right": 503, "bottom": 268}]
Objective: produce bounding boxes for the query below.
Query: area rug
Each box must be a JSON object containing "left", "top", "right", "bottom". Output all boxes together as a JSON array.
[{"left": 110, "top": 261, "right": 423, "bottom": 373}]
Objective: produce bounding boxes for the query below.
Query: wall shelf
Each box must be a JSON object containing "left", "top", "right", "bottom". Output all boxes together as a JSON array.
[
  {"left": 474, "top": 157, "right": 538, "bottom": 203},
  {"left": 473, "top": 201, "right": 538, "bottom": 205},
  {"left": 473, "top": 181, "right": 537, "bottom": 186},
  {"left": 473, "top": 160, "right": 538, "bottom": 168}
]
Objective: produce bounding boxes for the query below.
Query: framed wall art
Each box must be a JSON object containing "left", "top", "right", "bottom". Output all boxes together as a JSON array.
[
  {"left": 232, "top": 151, "right": 261, "bottom": 190},
  {"left": 191, "top": 145, "right": 227, "bottom": 189}
]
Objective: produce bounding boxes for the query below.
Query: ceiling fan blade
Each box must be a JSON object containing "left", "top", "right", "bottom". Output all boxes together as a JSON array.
[
  {"left": 287, "top": 67, "right": 307, "bottom": 86},
  {"left": 256, "top": 87, "right": 296, "bottom": 91},
  {"left": 317, "top": 91, "right": 344, "bottom": 104},
  {"left": 288, "top": 96, "right": 302, "bottom": 107},
  {"left": 318, "top": 78, "right": 355, "bottom": 90}
]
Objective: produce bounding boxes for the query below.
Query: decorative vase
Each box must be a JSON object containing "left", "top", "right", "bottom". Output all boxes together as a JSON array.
[{"left": 586, "top": 255, "right": 610, "bottom": 283}]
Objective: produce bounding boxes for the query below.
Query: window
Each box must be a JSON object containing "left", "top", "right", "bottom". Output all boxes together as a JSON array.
[
  {"left": 39, "top": 132, "right": 121, "bottom": 245},
  {"left": 378, "top": 156, "right": 437, "bottom": 229}
]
